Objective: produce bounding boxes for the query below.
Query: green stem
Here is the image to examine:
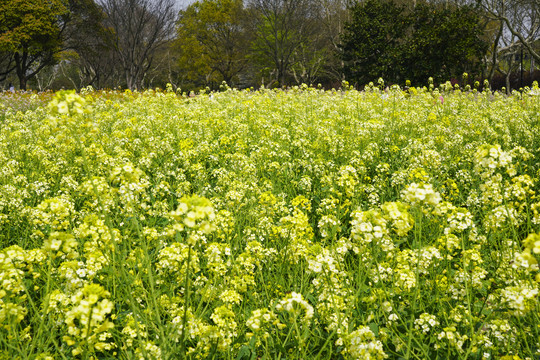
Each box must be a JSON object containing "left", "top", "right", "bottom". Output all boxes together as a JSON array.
[{"left": 180, "top": 244, "right": 193, "bottom": 357}]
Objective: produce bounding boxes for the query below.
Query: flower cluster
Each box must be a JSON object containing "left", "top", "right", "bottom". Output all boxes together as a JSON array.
[{"left": 63, "top": 284, "right": 115, "bottom": 356}]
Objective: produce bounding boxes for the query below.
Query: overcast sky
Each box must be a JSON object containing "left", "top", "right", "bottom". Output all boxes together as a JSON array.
[{"left": 176, "top": 0, "right": 196, "bottom": 8}]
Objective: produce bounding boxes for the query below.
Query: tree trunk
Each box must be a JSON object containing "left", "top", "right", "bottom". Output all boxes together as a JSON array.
[
  {"left": 488, "top": 22, "right": 504, "bottom": 84},
  {"left": 19, "top": 76, "right": 27, "bottom": 91},
  {"left": 14, "top": 49, "right": 51, "bottom": 91},
  {"left": 126, "top": 71, "right": 134, "bottom": 91},
  {"left": 14, "top": 52, "right": 27, "bottom": 90}
]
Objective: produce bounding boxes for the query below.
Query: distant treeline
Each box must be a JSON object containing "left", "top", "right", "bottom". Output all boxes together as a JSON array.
[{"left": 1, "top": 0, "right": 539, "bottom": 92}]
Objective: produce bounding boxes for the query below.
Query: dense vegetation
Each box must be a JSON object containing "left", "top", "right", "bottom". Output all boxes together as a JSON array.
[
  {"left": 341, "top": 0, "right": 487, "bottom": 86},
  {"left": 1, "top": 84, "right": 540, "bottom": 358},
  {"left": 1, "top": 0, "right": 539, "bottom": 91}
]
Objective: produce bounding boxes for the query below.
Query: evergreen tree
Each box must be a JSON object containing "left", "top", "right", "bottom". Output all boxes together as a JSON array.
[{"left": 340, "top": 0, "right": 488, "bottom": 87}]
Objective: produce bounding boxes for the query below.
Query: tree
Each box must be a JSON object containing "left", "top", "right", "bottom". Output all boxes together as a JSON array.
[
  {"left": 288, "top": 0, "right": 347, "bottom": 85},
  {"left": 98, "top": 0, "right": 177, "bottom": 90},
  {"left": 0, "top": 0, "right": 69, "bottom": 90},
  {"left": 479, "top": 0, "right": 540, "bottom": 89},
  {"left": 289, "top": 32, "right": 331, "bottom": 85},
  {"left": 175, "top": 0, "right": 251, "bottom": 89},
  {"left": 62, "top": 0, "right": 116, "bottom": 89},
  {"left": 340, "top": 0, "right": 488, "bottom": 86},
  {"left": 316, "top": 0, "right": 354, "bottom": 83},
  {"left": 0, "top": 51, "right": 15, "bottom": 83},
  {"left": 247, "top": 0, "right": 318, "bottom": 86},
  {"left": 480, "top": 0, "right": 540, "bottom": 64},
  {"left": 340, "top": 0, "right": 409, "bottom": 86},
  {"left": 403, "top": 2, "right": 487, "bottom": 84}
]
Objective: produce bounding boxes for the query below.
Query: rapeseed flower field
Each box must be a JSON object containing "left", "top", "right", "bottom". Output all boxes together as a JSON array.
[{"left": 1, "top": 83, "right": 540, "bottom": 359}]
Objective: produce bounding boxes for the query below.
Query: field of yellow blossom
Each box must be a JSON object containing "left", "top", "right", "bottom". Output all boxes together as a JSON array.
[{"left": 1, "top": 83, "right": 540, "bottom": 359}]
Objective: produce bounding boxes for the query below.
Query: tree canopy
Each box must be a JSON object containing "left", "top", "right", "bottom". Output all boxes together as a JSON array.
[
  {"left": 175, "top": 0, "right": 250, "bottom": 88},
  {"left": 0, "top": 0, "right": 68, "bottom": 89},
  {"left": 340, "top": 0, "right": 488, "bottom": 86}
]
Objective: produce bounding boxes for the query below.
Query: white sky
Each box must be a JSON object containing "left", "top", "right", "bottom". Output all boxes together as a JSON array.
[{"left": 176, "top": 0, "right": 196, "bottom": 8}]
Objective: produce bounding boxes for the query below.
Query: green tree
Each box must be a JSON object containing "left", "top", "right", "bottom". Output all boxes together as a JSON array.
[
  {"left": 340, "top": 0, "right": 488, "bottom": 87},
  {"left": 340, "top": 0, "right": 409, "bottom": 86},
  {"left": 175, "top": 0, "right": 251, "bottom": 89},
  {"left": 248, "top": 0, "right": 318, "bottom": 87},
  {"left": 403, "top": 2, "right": 487, "bottom": 84},
  {"left": 0, "top": 51, "right": 15, "bottom": 83},
  {"left": 0, "top": 0, "right": 69, "bottom": 90}
]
